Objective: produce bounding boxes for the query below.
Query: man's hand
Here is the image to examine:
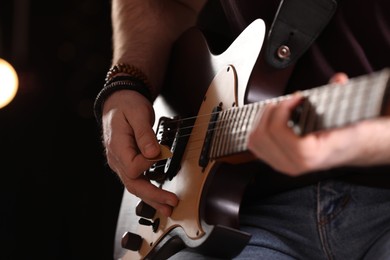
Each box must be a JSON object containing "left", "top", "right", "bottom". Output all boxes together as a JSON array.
[
  {"left": 102, "top": 90, "right": 179, "bottom": 216},
  {"left": 247, "top": 73, "right": 390, "bottom": 175}
]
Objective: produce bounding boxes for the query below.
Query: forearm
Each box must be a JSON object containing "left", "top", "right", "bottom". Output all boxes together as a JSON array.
[
  {"left": 111, "top": 0, "right": 206, "bottom": 95},
  {"left": 345, "top": 117, "right": 390, "bottom": 167}
]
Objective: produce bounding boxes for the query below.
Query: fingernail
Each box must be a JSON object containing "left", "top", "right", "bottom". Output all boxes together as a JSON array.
[
  {"left": 144, "top": 143, "right": 159, "bottom": 157},
  {"left": 166, "top": 199, "right": 178, "bottom": 207}
]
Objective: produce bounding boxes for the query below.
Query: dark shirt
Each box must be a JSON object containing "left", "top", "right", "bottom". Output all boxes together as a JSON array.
[
  {"left": 286, "top": 0, "right": 390, "bottom": 92},
  {"left": 216, "top": 0, "right": 389, "bottom": 87},
  {"left": 199, "top": 0, "right": 390, "bottom": 195}
]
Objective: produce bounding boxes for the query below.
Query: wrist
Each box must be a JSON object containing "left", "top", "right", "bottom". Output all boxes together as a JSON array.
[{"left": 93, "top": 63, "right": 155, "bottom": 124}]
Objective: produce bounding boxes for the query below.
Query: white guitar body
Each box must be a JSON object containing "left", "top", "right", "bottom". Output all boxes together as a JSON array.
[
  {"left": 114, "top": 19, "right": 267, "bottom": 260},
  {"left": 113, "top": 15, "right": 390, "bottom": 258}
]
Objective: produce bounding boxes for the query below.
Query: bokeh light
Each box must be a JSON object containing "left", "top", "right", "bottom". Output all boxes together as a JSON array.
[{"left": 0, "top": 58, "right": 19, "bottom": 109}]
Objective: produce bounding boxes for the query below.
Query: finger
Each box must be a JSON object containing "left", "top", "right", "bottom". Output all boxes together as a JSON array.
[
  {"left": 103, "top": 113, "right": 153, "bottom": 179},
  {"left": 329, "top": 72, "right": 349, "bottom": 84},
  {"left": 105, "top": 90, "right": 161, "bottom": 160},
  {"left": 128, "top": 105, "right": 161, "bottom": 159},
  {"left": 267, "top": 93, "right": 303, "bottom": 137},
  {"left": 109, "top": 148, "right": 179, "bottom": 217},
  {"left": 133, "top": 121, "right": 160, "bottom": 159},
  {"left": 123, "top": 176, "right": 179, "bottom": 217},
  {"left": 247, "top": 103, "right": 282, "bottom": 162},
  {"left": 108, "top": 145, "right": 153, "bottom": 179},
  {"left": 267, "top": 94, "right": 313, "bottom": 172}
]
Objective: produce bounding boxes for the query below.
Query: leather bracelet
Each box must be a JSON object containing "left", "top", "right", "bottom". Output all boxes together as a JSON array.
[
  {"left": 105, "top": 63, "right": 151, "bottom": 88},
  {"left": 93, "top": 76, "right": 153, "bottom": 124}
]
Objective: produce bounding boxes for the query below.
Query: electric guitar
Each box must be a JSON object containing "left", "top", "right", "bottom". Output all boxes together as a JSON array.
[{"left": 114, "top": 19, "right": 390, "bottom": 260}]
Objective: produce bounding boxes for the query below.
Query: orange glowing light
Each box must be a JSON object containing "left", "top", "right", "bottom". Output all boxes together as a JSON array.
[{"left": 0, "top": 58, "right": 19, "bottom": 109}]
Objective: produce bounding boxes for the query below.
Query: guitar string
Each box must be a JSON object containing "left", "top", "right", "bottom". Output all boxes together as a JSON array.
[
  {"left": 153, "top": 71, "right": 388, "bottom": 160},
  {"left": 156, "top": 105, "right": 261, "bottom": 160},
  {"left": 145, "top": 71, "right": 388, "bottom": 167},
  {"left": 158, "top": 68, "right": 387, "bottom": 141},
  {"left": 150, "top": 107, "right": 378, "bottom": 166},
  {"left": 180, "top": 72, "right": 386, "bottom": 138},
  {"left": 164, "top": 98, "right": 376, "bottom": 141}
]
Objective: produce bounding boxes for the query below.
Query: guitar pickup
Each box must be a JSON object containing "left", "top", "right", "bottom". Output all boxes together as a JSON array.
[{"left": 165, "top": 116, "right": 194, "bottom": 180}]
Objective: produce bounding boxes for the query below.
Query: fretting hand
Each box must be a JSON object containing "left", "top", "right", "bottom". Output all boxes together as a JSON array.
[{"left": 247, "top": 73, "right": 390, "bottom": 175}]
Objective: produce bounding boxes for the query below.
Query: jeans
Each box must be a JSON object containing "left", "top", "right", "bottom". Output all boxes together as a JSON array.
[{"left": 169, "top": 180, "right": 390, "bottom": 259}]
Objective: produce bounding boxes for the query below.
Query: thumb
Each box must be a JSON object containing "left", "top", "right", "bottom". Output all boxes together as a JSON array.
[
  {"left": 134, "top": 122, "right": 160, "bottom": 159},
  {"left": 142, "top": 138, "right": 160, "bottom": 159}
]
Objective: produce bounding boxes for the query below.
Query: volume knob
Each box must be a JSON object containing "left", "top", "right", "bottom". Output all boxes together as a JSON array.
[
  {"left": 121, "top": 232, "right": 143, "bottom": 251},
  {"left": 136, "top": 200, "right": 156, "bottom": 219}
]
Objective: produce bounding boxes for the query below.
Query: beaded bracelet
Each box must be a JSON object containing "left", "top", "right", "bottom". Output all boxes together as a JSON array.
[
  {"left": 105, "top": 63, "right": 151, "bottom": 88},
  {"left": 93, "top": 75, "right": 153, "bottom": 124},
  {"left": 93, "top": 63, "right": 154, "bottom": 123}
]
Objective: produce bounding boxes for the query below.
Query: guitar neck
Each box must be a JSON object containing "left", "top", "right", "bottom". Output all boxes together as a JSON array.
[{"left": 209, "top": 68, "right": 390, "bottom": 160}]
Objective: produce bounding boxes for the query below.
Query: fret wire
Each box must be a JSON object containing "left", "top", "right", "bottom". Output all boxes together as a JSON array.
[
  {"left": 306, "top": 71, "right": 387, "bottom": 133},
  {"left": 187, "top": 84, "right": 384, "bottom": 143},
  {"left": 331, "top": 84, "right": 342, "bottom": 128},
  {"left": 226, "top": 109, "right": 236, "bottom": 155},
  {"left": 333, "top": 83, "right": 349, "bottom": 128},
  {"left": 232, "top": 107, "right": 241, "bottom": 154},
  {"left": 230, "top": 107, "right": 239, "bottom": 155},
  {"left": 345, "top": 77, "right": 356, "bottom": 125},
  {"left": 201, "top": 97, "right": 381, "bottom": 140},
  {"left": 217, "top": 109, "right": 226, "bottom": 157},
  {"left": 239, "top": 106, "right": 247, "bottom": 152},
  {"left": 354, "top": 79, "right": 369, "bottom": 124},
  {"left": 215, "top": 110, "right": 223, "bottom": 157},
  {"left": 193, "top": 69, "right": 389, "bottom": 159},
  {"left": 220, "top": 109, "right": 231, "bottom": 157},
  {"left": 236, "top": 106, "right": 244, "bottom": 153},
  {"left": 228, "top": 108, "right": 238, "bottom": 155},
  {"left": 236, "top": 106, "right": 245, "bottom": 153},
  {"left": 365, "top": 83, "right": 376, "bottom": 118},
  {"left": 366, "top": 80, "right": 383, "bottom": 118},
  {"left": 225, "top": 108, "right": 235, "bottom": 156},
  {"left": 219, "top": 110, "right": 229, "bottom": 157},
  {"left": 349, "top": 82, "right": 364, "bottom": 123},
  {"left": 242, "top": 103, "right": 257, "bottom": 152},
  {"left": 209, "top": 110, "right": 221, "bottom": 158},
  {"left": 214, "top": 109, "right": 228, "bottom": 158},
  {"left": 343, "top": 83, "right": 353, "bottom": 126},
  {"left": 240, "top": 105, "right": 251, "bottom": 152},
  {"left": 209, "top": 109, "right": 221, "bottom": 158},
  {"left": 245, "top": 103, "right": 260, "bottom": 148},
  {"left": 246, "top": 104, "right": 257, "bottom": 150}
]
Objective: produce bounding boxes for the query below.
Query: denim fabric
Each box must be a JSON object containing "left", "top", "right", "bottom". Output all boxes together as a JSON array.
[{"left": 169, "top": 180, "right": 390, "bottom": 259}]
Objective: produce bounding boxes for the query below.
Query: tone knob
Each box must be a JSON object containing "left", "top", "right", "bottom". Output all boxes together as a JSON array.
[
  {"left": 136, "top": 200, "right": 156, "bottom": 219},
  {"left": 121, "top": 232, "right": 143, "bottom": 251}
]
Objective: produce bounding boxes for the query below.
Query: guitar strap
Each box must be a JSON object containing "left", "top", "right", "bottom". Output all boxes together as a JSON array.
[
  {"left": 216, "top": 0, "right": 339, "bottom": 102},
  {"left": 265, "top": 0, "right": 338, "bottom": 69}
]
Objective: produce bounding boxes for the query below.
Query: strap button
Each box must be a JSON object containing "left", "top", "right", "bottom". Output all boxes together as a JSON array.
[{"left": 277, "top": 45, "right": 291, "bottom": 60}]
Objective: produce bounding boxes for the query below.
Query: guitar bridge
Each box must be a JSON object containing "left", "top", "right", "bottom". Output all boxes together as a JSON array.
[
  {"left": 144, "top": 115, "right": 194, "bottom": 182},
  {"left": 144, "top": 116, "right": 178, "bottom": 183}
]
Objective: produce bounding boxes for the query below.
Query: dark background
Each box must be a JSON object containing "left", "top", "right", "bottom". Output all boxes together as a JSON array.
[{"left": 0, "top": 0, "right": 124, "bottom": 259}]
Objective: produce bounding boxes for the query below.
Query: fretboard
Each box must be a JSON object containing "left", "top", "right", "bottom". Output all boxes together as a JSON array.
[{"left": 209, "top": 68, "right": 390, "bottom": 160}]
